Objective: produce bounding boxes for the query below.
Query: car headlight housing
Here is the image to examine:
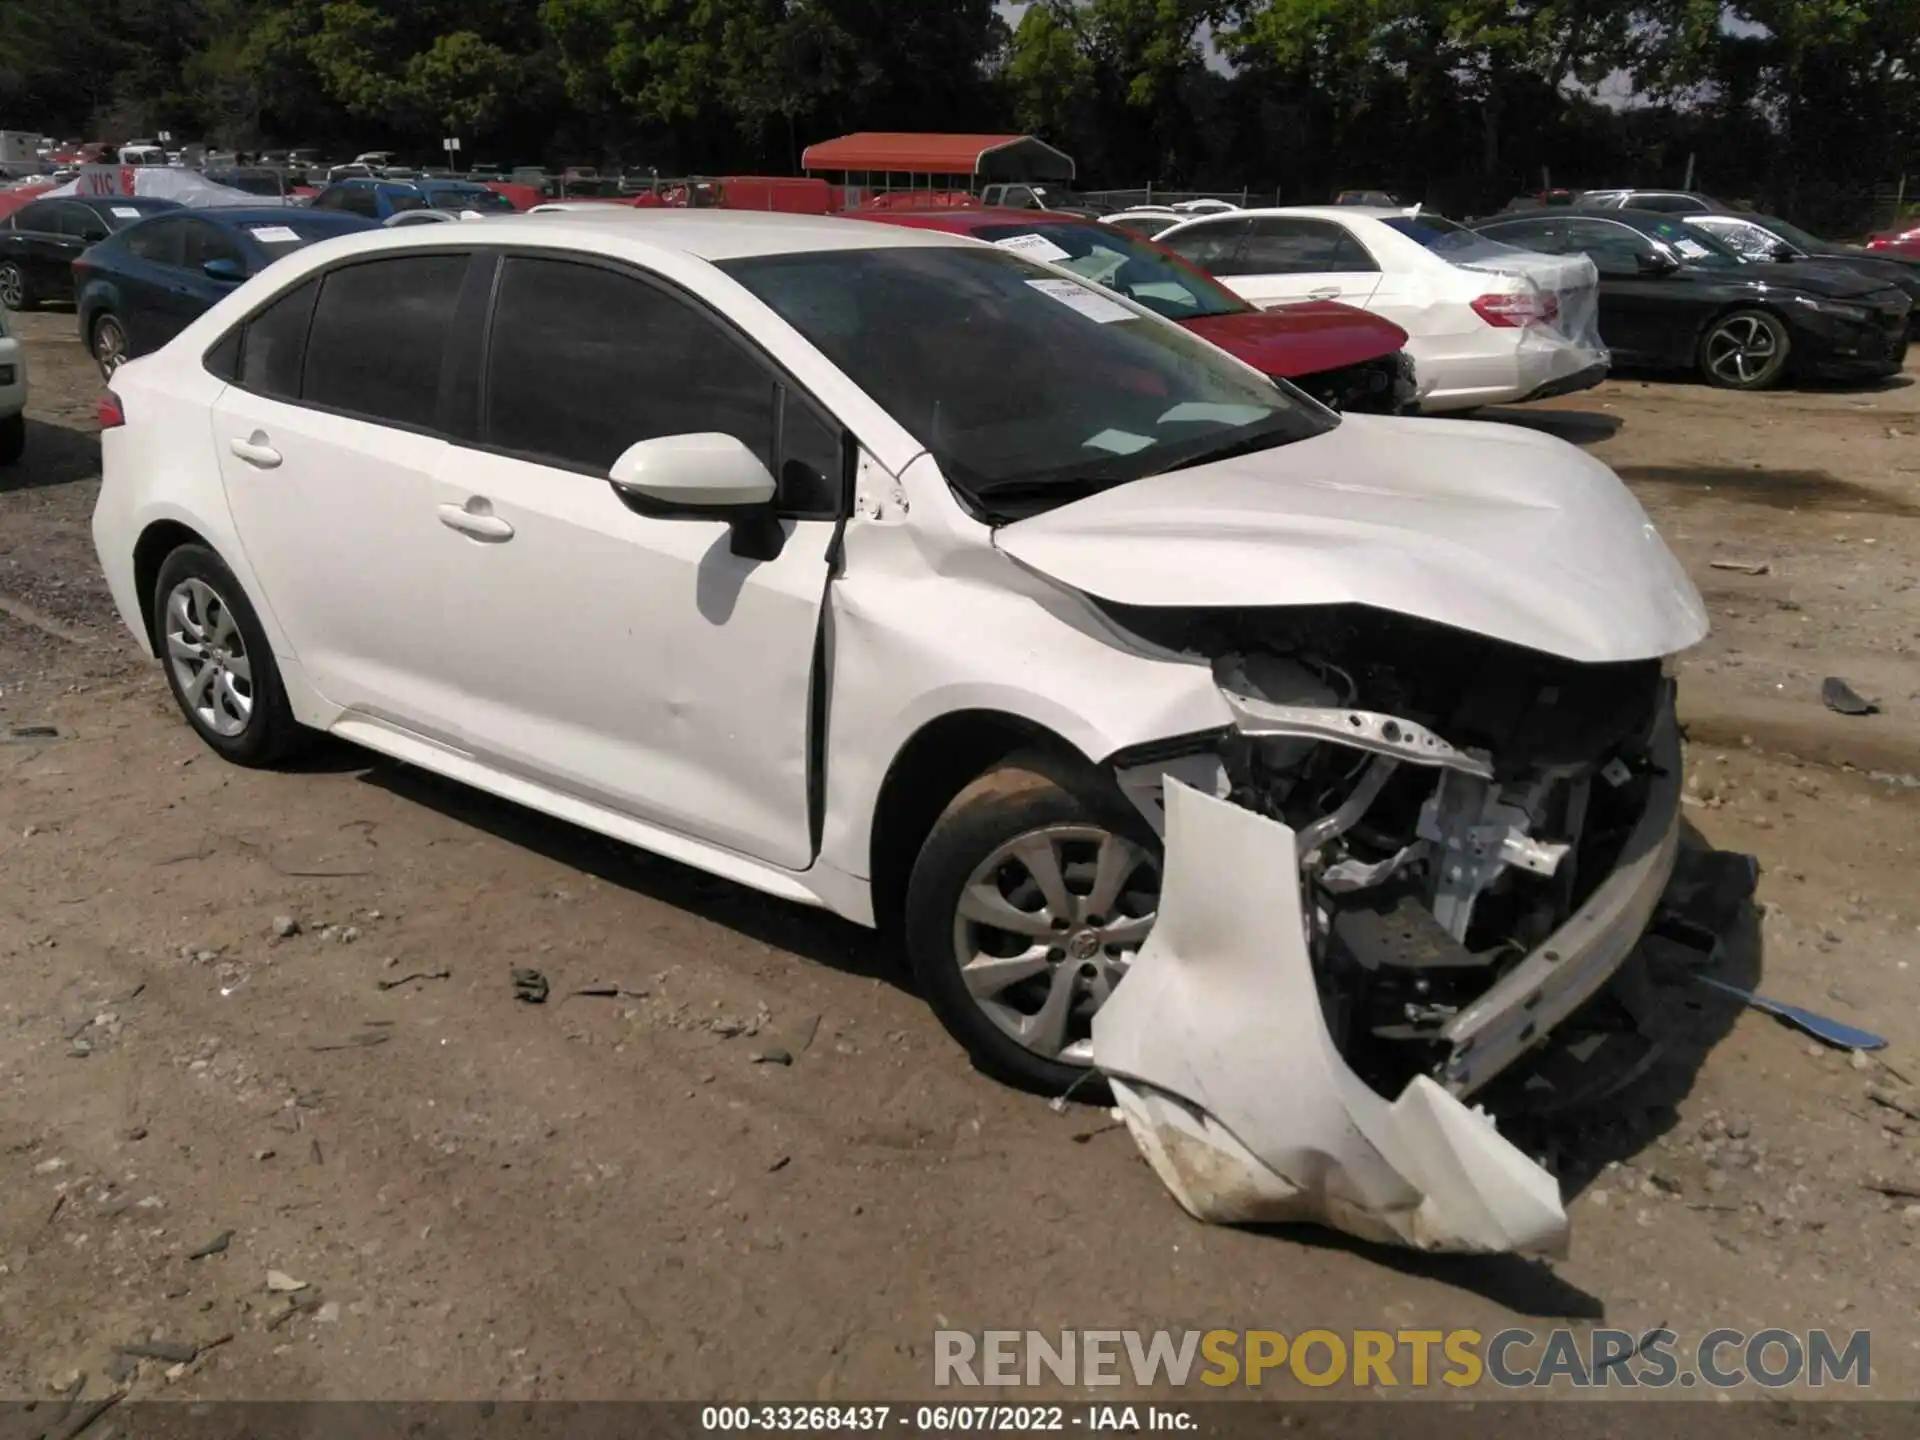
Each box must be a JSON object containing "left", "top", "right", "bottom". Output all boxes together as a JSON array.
[{"left": 1794, "top": 294, "right": 1873, "bottom": 323}]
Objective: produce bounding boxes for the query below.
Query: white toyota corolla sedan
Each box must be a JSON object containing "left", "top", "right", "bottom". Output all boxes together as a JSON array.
[{"left": 92, "top": 211, "right": 1708, "bottom": 1240}]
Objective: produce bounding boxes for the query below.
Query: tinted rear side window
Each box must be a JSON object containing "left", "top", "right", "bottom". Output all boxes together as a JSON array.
[
  {"left": 303, "top": 255, "right": 467, "bottom": 428},
  {"left": 483, "top": 255, "right": 774, "bottom": 473},
  {"left": 239, "top": 277, "right": 320, "bottom": 400}
]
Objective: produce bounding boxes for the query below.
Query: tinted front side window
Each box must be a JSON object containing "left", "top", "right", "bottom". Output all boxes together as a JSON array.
[
  {"left": 1559, "top": 220, "right": 1658, "bottom": 274},
  {"left": 303, "top": 255, "right": 467, "bottom": 428},
  {"left": 484, "top": 255, "right": 775, "bottom": 474},
  {"left": 239, "top": 277, "right": 320, "bottom": 400},
  {"left": 57, "top": 204, "right": 110, "bottom": 241}
]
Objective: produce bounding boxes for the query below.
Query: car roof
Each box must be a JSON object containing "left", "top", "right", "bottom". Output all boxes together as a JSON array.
[
  {"left": 514, "top": 208, "right": 975, "bottom": 259},
  {"left": 860, "top": 207, "right": 1101, "bottom": 234},
  {"left": 1163, "top": 205, "right": 1402, "bottom": 225},
  {"left": 67, "top": 195, "right": 178, "bottom": 213},
  {"left": 204, "top": 207, "right": 375, "bottom": 231},
  {"left": 357, "top": 208, "right": 979, "bottom": 262}
]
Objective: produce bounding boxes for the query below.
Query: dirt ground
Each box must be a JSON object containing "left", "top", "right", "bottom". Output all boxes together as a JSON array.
[{"left": 2, "top": 305, "right": 1918, "bottom": 1407}]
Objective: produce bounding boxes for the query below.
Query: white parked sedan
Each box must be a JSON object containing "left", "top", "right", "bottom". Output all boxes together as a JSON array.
[
  {"left": 0, "top": 303, "right": 24, "bottom": 464},
  {"left": 1155, "top": 205, "right": 1609, "bottom": 411},
  {"left": 92, "top": 211, "right": 1706, "bottom": 1241}
]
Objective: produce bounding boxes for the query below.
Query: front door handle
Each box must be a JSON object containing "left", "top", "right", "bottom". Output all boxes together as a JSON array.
[
  {"left": 438, "top": 502, "right": 514, "bottom": 542},
  {"left": 1307, "top": 285, "right": 1342, "bottom": 300},
  {"left": 228, "top": 435, "right": 282, "bottom": 468}
]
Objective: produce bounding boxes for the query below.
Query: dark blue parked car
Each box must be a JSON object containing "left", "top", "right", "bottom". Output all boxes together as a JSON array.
[
  {"left": 74, "top": 207, "right": 377, "bottom": 378},
  {"left": 309, "top": 176, "right": 516, "bottom": 220}
]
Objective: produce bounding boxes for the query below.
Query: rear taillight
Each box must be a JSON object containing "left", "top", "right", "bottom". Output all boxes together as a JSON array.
[
  {"left": 98, "top": 392, "right": 125, "bottom": 429},
  {"left": 1471, "top": 290, "right": 1559, "bottom": 327}
]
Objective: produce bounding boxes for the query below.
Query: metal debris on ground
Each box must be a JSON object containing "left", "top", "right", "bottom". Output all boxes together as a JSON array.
[
  {"left": 751, "top": 1047, "right": 793, "bottom": 1066},
  {"left": 187, "top": 1229, "right": 234, "bottom": 1259},
  {"left": 567, "top": 983, "right": 648, "bottom": 1000},
  {"left": 1692, "top": 974, "right": 1889, "bottom": 1050},
  {"left": 511, "top": 968, "right": 550, "bottom": 1004},
  {"left": 1821, "top": 676, "right": 1879, "bottom": 716},
  {"left": 1709, "top": 559, "right": 1771, "bottom": 575},
  {"left": 113, "top": 1338, "right": 198, "bottom": 1364},
  {"left": 376, "top": 968, "right": 450, "bottom": 991},
  {"left": 307, "top": 1032, "right": 391, "bottom": 1053},
  {"left": 2, "top": 723, "right": 60, "bottom": 742}
]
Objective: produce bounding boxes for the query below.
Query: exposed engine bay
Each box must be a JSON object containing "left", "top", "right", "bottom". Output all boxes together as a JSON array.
[{"left": 1103, "top": 602, "right": 1674, "bottom": 1104}]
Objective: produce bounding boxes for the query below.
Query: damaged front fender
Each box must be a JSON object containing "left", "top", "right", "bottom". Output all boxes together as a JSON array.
[{"left": 1091, "top": 779, "right": 1569, "bottom": 1256}]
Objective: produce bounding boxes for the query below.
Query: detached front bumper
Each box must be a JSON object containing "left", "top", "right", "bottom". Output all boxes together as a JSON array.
[{"left": 1090, "top": 697, "right": 1682, "bottom": 1256}]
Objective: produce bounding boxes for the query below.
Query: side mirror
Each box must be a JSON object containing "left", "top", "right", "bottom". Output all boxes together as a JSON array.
[
  {"left": 1635, "top": 250, "right": 1680, "bottom": 275},
  {"left": 608, "top": 432, "right": 784, "bottom": 560},
  {"left": 203, "top": 257, "right": 246, "bottom": 283},
  {"left": 1769, "top": 241, "right": 1797, "bottom": 262},
  {"left": 609, "top": 432, "right": 776, "bottom": 508}
]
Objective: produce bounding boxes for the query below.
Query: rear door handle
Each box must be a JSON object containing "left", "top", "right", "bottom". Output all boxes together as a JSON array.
[
  {"left": 438, "top": 502, "right": 514, "bottom": 542},
  {"left": 1307, "top": 285, "right": 1342, "bottom": 300},
  {"left": 228, "top": 436, "right": 282, "bottom": 468}
]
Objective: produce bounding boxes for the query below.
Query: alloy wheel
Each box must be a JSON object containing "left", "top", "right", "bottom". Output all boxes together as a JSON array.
[
  {"left": 0, "top": 263, "right": 22, "bottom": 310},
  {"left": 950, "top": 824, "right": 1158, "bottom": 1064},
  {"left": 93, "top": 316, "right": 128, "bottom": 378},
  {"left": 1704, "top": 314, "right": 1780, "bottom": 385},
  {"left": 165, "top": 577, "right": 254, "bottom": 738}
]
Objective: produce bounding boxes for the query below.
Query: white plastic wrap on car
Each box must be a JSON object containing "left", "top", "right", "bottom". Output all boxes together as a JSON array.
[
  {"left": 1091, "top": 779, "right": 1569, "bottom": 1256},
  {"left": 1439, "top": 232, "right": 1609, "bottom": 376}
]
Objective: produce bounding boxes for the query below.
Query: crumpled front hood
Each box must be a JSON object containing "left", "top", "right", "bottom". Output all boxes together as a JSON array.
[
  {"left": 1182, "top": 302, "right": 1407, "bottom": 378},
  {"left": 992, "top": 415, "right": 1709, "bottom": 665}
]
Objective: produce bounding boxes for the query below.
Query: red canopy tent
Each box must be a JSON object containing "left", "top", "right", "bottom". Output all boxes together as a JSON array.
[{"left": 800, "top": 132, "right": 1075, "bottom": 191}]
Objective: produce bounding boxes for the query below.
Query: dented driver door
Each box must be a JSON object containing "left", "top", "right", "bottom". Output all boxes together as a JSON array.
[{"left": 434, "top": 253, "right": 843, "bottom": 871}]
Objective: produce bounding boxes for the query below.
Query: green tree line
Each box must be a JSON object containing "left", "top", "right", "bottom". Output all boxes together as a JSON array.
[{"left": 1, "top": 1, "right": 1914, "bottom": 227}]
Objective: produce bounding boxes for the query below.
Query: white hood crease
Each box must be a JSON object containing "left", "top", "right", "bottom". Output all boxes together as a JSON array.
[
  {"left": 994, "top": 415, "right": 1708, "bottom": 666},
  {"left": 1092, "top": 780, "right": 1570, "bottom": 1255}
]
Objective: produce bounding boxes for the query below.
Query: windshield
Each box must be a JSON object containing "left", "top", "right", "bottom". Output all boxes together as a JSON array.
[
  {"left": 429, "top": 185, "right": 515, "bottom": 212},
  {"left": 968, "top": 220, "right": 1250, "bottom": 321},
  {"left": 1635, "top": 214, "right": 1744, "bottom": 268},
  {"left": 719, "top": 246, "right": 1333, "bottom": 519},
  {"left": 1752, "top": 215, "right": 1833, "bottom": 252}
]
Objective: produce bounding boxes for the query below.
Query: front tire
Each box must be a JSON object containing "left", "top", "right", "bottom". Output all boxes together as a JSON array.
[
  {"left": 0, "top": 413, "right": 22, "bottom": 467},
  {"left": 904, "top": 751, "right": 1161, "bottom": 1096},
  {"left": 0, "top": 261, "right": 31, "bottom": 311},
  {"left": 1699, "top": 308, "right": 1791, "bottom": 389},
  {"left": 152, "top": 544, "right": 303, "bottom": 767}
]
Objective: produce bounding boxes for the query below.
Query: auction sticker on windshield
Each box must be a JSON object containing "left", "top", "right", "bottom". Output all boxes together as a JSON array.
[
  {"left": 248, "top": 225, "right": 302, "bottom": 244},
  {"left": 111, "top": 206, "right": 142, "bottom": 219},
  {"left": 995, "top": 233, "right": 1072, "bottom": 264},
  {"left": 1027, "top": 277, "right": 1133, "bottom": 324}
]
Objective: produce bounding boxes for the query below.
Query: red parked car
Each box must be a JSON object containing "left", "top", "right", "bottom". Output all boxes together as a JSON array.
[
  {"left": 859, "top": 208, "right": 1417, "bottom": 413},
  {"left": 1867, "top": 225, "right": 1920, "bottom": 262}
]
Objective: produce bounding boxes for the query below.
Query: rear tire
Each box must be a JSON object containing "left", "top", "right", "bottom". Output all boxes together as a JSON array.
[
  {"left": 0, "top": 261, "right": 31, "bottom": 311},
  {"left": 91, "top": 313, "right": 129, "bottom": 381},
  {"left": 904, "top": 750, "right": 1162, "bottom": 1098},
  {"left": 0, "top": 413, "right": 22, "bottom": 467},
  {"left": 1699, "top": 308, "right": 1791, "bottom": 389},
  {"left": 152, "top": 544, "right": 304, "bottom": 767}
]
